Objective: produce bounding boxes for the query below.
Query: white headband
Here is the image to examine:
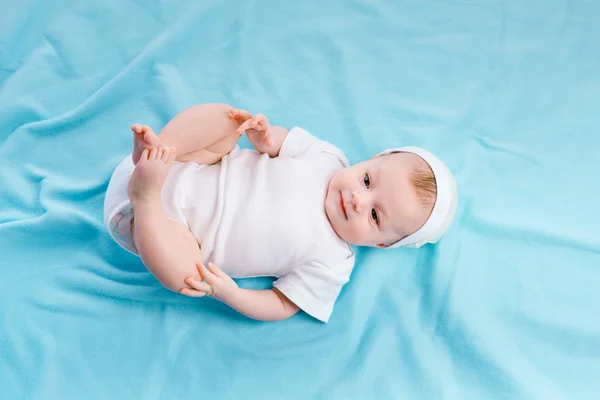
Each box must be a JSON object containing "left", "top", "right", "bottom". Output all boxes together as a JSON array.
[{"left": 378, "top": 147, "right": 458, "bottom": 248}]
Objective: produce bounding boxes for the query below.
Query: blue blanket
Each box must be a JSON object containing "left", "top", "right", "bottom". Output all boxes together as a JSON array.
[{"left": 1, "top": 0, "right": 599, "bottom": 398}]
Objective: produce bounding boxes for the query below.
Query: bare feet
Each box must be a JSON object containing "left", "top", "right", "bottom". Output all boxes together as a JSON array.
[
  {"left": 227, "top": 108, "right": 253, "bottom": 126},
  {"left": 128, "top": 147, "right": 177, "bottom": 205},
  {"left": 132, "top": 124, "right": 164, "bottom": 165}
]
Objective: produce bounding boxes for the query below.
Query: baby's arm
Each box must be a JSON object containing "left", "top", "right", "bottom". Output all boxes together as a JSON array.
[
  {"left": 224, "top": 288, "right": 299, "bottom": 321},
  {"left": 182, "top": 262, "right": 300, "bottom": 321},
  {"left": 230, "top": 110, "right": 288, "bottom": 158}
]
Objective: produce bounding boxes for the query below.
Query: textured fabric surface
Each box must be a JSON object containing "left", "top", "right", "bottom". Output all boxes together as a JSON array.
[{"left": 1, "top": 1, "right": 599, "bottom": 398}]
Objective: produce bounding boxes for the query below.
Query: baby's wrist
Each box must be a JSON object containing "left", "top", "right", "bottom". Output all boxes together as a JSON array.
[{"left": 218, "top": 285, "right": 241, "bottom": 306}]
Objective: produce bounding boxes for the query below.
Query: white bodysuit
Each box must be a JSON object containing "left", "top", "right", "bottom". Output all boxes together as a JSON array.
[{"left": 104, "top": 127, "right": 355, "bottom": 322}]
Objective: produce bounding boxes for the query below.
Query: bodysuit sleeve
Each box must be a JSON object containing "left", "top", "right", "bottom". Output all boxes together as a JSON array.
[
  {"left": 272, "top": 256, "right": 355, "bottom": 323},
  {"left": 278, "top": 127, "right": 350, "bottom": 169}
]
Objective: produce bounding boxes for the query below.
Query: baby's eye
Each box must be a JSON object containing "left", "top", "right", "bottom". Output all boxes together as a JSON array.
[
  {"left": 364, "top": 173, "right": 371, "bottom": 188},
  {"left": 371, "top": 208, "right": 379, "bottom": 225}
]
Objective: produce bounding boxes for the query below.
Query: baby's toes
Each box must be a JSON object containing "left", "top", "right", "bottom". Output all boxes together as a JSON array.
[
  {"left": 132, "top": 123, "right": 143, "bottom": 134},
  {"left": 160, "top": 147, "right": 170, "bottom": 162},
  {"left": 149, "top": 148, "right": 158, "bottom": 161}
]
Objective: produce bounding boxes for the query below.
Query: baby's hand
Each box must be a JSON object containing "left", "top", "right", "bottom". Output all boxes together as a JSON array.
[
  {"left": 180, "top": 262, "right": 239, "bottom": 304},
  {"left": 236, "top": 114, "right": 274, "bottom": 154}
]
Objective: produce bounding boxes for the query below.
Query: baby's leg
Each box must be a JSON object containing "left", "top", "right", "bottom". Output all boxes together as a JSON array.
[
  {"left": 128, "top": 147, "right": 203, "bottom": 292},
  {"left": 132, "top": 103, "right": 242, "bottom": 165},
  {"left": 159, "top": 103, "right": 242, "bottom": 163}
]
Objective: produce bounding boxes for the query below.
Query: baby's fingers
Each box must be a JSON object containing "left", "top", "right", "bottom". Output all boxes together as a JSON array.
[
  {"left": 253, "top": 114, "right": 269, "bottom": 131},
  {"left": 184, "top": 277, "right": 212, "bottom": 293},
  {"left": 179, "top": 288, "right": 207, "bottom": 298},
  {"left": 207, "top": 262, "right": 227, "bottom": 278},
  {"left": 196, "top": 262, "right": 217, "bottom": 283},
  {"left": 237, "top": 118, "right": 254, "bottom": 134},
  {"left": 261, "top": 130, "right": 273, "bottom": 147}
]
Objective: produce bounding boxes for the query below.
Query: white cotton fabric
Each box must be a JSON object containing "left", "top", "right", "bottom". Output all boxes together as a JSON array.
[{"left": 104, "top": 127, "right": 355, "bottom": 323}]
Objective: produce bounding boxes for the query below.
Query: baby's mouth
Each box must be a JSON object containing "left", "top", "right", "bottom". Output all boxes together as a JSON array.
[{"left": 340, "top": 193, "right": 347, "bottom": 220}]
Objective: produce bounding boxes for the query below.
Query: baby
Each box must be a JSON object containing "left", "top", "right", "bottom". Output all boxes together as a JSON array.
[{"left": 104, "top": 103, "right": 458, "bottom": 323}]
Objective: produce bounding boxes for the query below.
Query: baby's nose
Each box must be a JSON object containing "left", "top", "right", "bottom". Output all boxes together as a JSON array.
[{"left": 351, "top": 191, "right": 363, "bottom": 212}]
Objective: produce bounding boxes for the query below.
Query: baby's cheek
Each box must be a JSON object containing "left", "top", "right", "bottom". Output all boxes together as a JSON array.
[{"left": 345, "top": 221, "right": 366, "bottom": 245}]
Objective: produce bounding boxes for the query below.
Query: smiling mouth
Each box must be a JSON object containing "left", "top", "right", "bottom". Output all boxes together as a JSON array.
[{"left": 340, "top": 193, "right": 347, "bottom": 220}]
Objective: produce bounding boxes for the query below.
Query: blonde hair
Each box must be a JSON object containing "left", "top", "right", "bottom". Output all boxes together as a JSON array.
[
  {"left": 382, "top": 151, "right": 438, "bottom": 208},
  {"left": 409, "top": 165, "right": 437, "bottom": 207}
]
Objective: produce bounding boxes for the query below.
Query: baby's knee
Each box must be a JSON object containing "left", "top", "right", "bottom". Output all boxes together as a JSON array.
[
  {"left": 161, "top": 278, "right": 185, "bottom": 293},
  {"left": 158, "top": 269, "right": 199, "bottom": 293},
  {"left": 156, "top": 258, "right": 203, "bottom": 294}
]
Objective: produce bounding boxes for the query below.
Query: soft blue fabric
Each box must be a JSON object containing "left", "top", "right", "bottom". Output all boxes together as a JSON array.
[{"left": 1, "top": 0, "right": 599, "bottom": 398}]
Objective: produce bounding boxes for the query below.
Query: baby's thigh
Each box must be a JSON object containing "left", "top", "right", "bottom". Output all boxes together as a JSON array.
[
  {"left": 130, "top": 217, "right": 203, "bottom": 292},
  {"left": 158, "top": 103, "right": 240, "bottom": 154}
]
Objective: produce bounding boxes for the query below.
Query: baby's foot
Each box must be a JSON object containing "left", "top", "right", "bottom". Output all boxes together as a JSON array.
[
  {"left": 131, "top": 124, "right": 164, "bottom": 165},
  {"left": 128, "top": 147, "right": 177, "bottom": 205}
]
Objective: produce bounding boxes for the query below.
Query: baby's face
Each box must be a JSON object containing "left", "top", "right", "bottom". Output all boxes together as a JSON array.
[{"left": 325, "top": 153, "right": 432, "bottom": 247}]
